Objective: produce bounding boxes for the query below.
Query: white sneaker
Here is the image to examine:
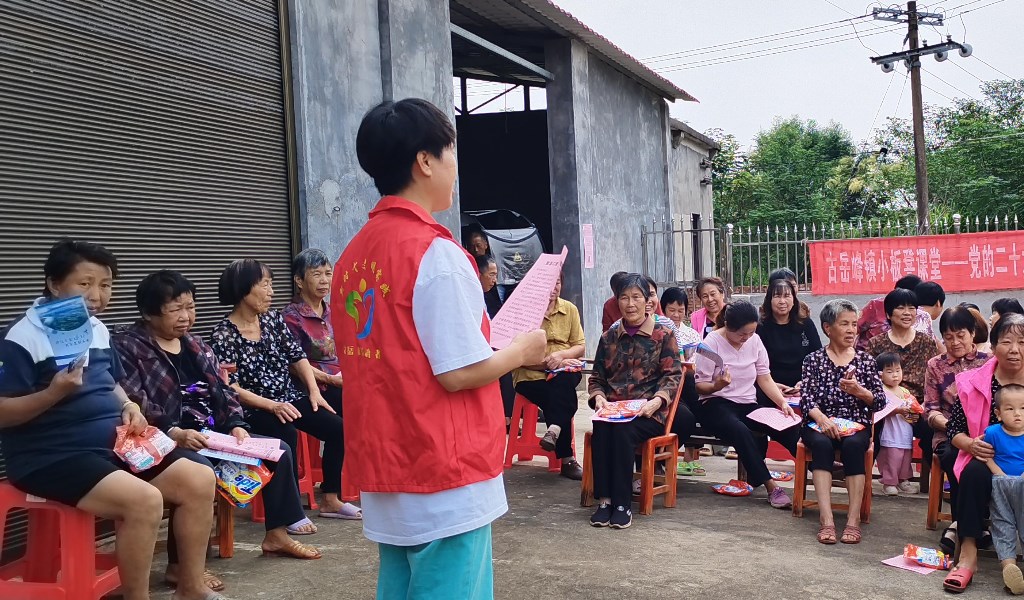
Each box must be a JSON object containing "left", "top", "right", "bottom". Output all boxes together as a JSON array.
[
  {"left": 632, "top": 479, "right": 641, "bottom": 494},
  {"left": 883, "top": 485, "right": 899, "bottom": 496},
  {"left": 898, "top": 481, "right": 921, "bottom": 494}
]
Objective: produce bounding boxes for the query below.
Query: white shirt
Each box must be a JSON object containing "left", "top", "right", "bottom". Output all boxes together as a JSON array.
[{"left": 360, "top": 238, "right": 508, "bottom": 546}]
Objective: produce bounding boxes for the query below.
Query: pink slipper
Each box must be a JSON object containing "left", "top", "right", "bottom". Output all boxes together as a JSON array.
[{"left": 319, "top": 502, "right": 362, "bottom": 520}]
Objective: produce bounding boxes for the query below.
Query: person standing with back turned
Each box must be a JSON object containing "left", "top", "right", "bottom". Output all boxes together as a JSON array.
[{"left": 331, "top": 98, "right": 546, "bottom": 600}]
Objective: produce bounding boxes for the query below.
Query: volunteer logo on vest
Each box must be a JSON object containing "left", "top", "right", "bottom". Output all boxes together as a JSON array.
[{"left": 338, "top": 258, "right": 390, "bottom": 359}]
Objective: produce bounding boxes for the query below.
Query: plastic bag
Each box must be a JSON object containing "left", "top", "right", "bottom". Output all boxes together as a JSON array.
[
  {"left": 903, "top": 543, "right": 952, "bottom": 570},
  {"left": 113, "top": 425, "right": 176, "bottom": 473},
  {"left": 214, "top": 460, "right": 272, "bottom": 508},
  {"left": 711, "top": 480, "right": 754, "bottom": 497}
]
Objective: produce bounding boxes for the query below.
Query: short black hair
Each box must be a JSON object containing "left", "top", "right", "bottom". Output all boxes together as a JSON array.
[
  {"left": 474, "top": 253, "right": 495, "bottom": 273},
  {"left": 217, "top": 259, "right": 274, "bottom": 306},
  {"left": 915, "top": 281, "right": 945, "bottom": 307},
  {"left": 614, "top": 273, "right": 649, "bottom": 299},
  {"left": 991, "top": 313, "right": 1024, "bottom": 346},
  {"left": 645, "top": 275, "right": 658, "bottom": 292},
  {"left": 876, "top": 351, "right": 902, "bottom": 370},
  {"left": 995, "top": 383, "right": 1024, "bottom": 408},
  {"left": 883, "top": 288, "right": 918, "bottom": 319},
  {"left": 136, "top": 270, "right": 196, "bottom": 317},
  {"left": 43, "top": 238, "right": 119, "bottom": 296},
  {"left": 761, "top": 278, "right": 804, "bottom": 325},
  {"left": 992, "top": 297, "right": 1024, "bottom": 318},
  {"left": 768, "top": 267, "right": 797, "bottom": 284},
  {"left": 717, "top": 300, "right": 759, "bottom": 331},
  {"left": 355, "top": 98, "right": 457, "bottom": 196},
  {"left": 610, "top": 271, "right": 629, "bottom": 290},
  {"left": 660, "top": 287, "right": 688, "bottom": 312},
  {"left": 291, "top": 249, "right": 330, "bottom": 280},
  {"left": 939, "top": 306, "right": 981, "bottom": 337},
  {"left": 895, "top": 274, "right": 923, "bottom": 291}
]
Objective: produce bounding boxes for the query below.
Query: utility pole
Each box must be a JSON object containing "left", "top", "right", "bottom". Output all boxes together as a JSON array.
[
  {"left": 907, "top": 2, "right": 930, "bottom": 234},
  {"left": 870, "top": 3, "right": 972, "bottom": 235}
]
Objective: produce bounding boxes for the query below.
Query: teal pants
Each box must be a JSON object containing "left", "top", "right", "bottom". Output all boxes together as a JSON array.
[{"left": 377, "top": 524, "right": 494, "bottom": 600}]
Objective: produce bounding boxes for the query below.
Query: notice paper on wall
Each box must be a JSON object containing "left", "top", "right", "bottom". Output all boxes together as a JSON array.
[
  {"left": 489, "top": 246, "right": 568, "bottom": 350},
  {"left": 582, "top": 224, "right": 595, "bottom": 269}
]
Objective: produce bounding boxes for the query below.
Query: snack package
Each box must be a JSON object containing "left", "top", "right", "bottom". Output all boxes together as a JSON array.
[
  {"left": 903, "top": 544, "right": 952, "bottom": 570},
  {"left": 711, "top": 480, "right": 754, "bottom": 497},
  {"left": 808, "top": 417, "right": 866, "bottom": 437},
  {"left": 113, "top": 425, "right": 177, "bottom": 473},
  {"left": 907, "top": 398, "right": 926, "bottom": 415},
  {"left": 214, "top": 460, "right": 272, "bottom": 508}
]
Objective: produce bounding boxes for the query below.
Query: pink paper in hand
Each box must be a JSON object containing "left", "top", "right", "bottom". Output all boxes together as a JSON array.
[
  {"left": 746, "top": 407, "right": 801, "bottom": 431},
  {"left": 489, "top": 246, "right": 568, "bottom": 350}
]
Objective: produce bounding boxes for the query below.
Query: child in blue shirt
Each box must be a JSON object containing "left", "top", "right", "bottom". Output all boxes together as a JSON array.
[{"left": 984, "top": 383, "right": 1024, "bottom": 595}]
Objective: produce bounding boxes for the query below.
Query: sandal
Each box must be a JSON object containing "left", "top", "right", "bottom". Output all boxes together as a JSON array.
[
  {"left": 319, "top": 502, "right": 362, "bottom": 520},
  {"left": 939, "top": 523, "right": 958, "bottom": 555},
  {"left": 724, "top": 447, "right": 739, "bottom": 460},
  {"left": 677, "top": 461, "right": 695, "bottom": 476},
  {"left": 817, "top": 525, "right": 837, "bottom": 545},
  {"left": 699, "top": 446, "right": 713, "bottom": 457},
  {"left": 172, "top": 592, "right": 225, "bottom": 600},
  {"left": 286, "top": 517, "right": 318, "bottom": 535},
  {"left": 165, "top": 568, "right": 225, "bottom": 592},
  {"left": 261, "top": 539, "right": 323, "bottom": 560},
  {"left": 943, "top": 566, "right": 974, "bottom": 593},
  {"left": 690, "top": 461, "right": 707, "bottom": 476},
  {"left": 840, "top": 524, "right": 862, "bottom": 544}
]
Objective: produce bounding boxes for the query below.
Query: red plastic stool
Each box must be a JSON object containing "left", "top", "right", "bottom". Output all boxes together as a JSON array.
[
  {"left": 0, "top": 481, "right": 121, "bottom": 600},
  {"left": 252, "top": 431, "right": 319, "bottom": 523},
  {"left": 504, "top": 394, "right": 575, "bottom": 473},
  {"left": 306, "top": 434, "right": 324, "bottom": 488}
]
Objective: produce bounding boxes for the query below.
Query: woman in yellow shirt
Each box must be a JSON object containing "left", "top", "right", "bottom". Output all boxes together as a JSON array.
[{"left": 513, "top": 273, "right": 586, "bottom": 479}]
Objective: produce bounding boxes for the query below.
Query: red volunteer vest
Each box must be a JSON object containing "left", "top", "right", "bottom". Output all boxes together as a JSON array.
[{"left": 331, "top": 196, "right": 503, "bottom": 498}]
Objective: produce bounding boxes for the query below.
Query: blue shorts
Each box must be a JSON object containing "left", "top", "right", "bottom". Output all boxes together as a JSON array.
[{"left": 377, "top": 524, "right": 494, "bottom": 600}]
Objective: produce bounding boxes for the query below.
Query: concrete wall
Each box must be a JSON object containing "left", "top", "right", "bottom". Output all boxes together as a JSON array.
[
  {"left": 743, "top": 290, "right": 1011, "bottom": 346},
  {"left": 289, "top": 0, "right": 459, "bottom": 262},
  {"left": 546, "top": 39, "right": 673, "bottom": 356},
  {"left": 668, "top": 139, "right": 715, "bottom": 283}
]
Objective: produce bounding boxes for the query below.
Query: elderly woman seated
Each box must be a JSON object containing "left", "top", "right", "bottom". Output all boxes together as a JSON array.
[
  {"left": 210, "top": 259, "right": 350, "bottom": 521},
  {"left": 799, "top": 299, "right": 884, "bottom": 545},
  {"left": 587, "top": 273, "right": 681, "bottom": 530},
  {"left": 282, "top": 249, "right": 361, "bottom": 518},
  {"left": 0, "top": 241, "right": 219, "bottom": 600},
  {"left": 114, "top": 270, "right": 322, "bottom": 563}
]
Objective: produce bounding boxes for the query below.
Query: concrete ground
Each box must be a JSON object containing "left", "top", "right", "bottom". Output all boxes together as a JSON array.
[{"left": 142, "top": 401, "right": 1009, "bottom": 600}]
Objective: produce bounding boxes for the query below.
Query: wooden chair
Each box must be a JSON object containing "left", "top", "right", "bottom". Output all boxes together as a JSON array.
[
  {"left": 211, "top": 495, "right": 235, "bottom": 559},
  {"left": 926, "top": 454, "right": 953, "bottom": 530},
  {"left": 792, "top": 440, "right": 874, "bottom": 523},
  {"left": 580, "top": 383, "right": 683, "bottom": 516}
]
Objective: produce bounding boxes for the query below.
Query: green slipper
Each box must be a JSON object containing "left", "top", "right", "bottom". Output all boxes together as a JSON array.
[
  {"left": 677, "top": 461, "right": 695, "bottom": 476},
  {"left": 689, "top": 461, "right": 707, "bottom": 476}
]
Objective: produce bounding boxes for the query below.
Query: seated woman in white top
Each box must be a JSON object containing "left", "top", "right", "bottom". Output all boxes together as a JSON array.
[{"left": 692, "top": 301, "right": 800, "bottom": 509}]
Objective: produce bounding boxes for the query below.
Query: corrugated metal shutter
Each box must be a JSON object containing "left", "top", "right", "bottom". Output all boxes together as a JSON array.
[{"left": 0, "top": 0, "right": 296, "bottom": 561}]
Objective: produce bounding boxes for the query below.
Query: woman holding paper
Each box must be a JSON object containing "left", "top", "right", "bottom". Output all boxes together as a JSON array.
[
  {"left": 693, "top": 301, "right": 800, "bottom": 509},
  {"left": 0, "top": 241, "right": 221, "bottom": 600},
  {"left": 799, "top": 299, "right": 884, "bottom": 545},
  {"left": 588, "top": 273, "right": 681, "bottom": 529},
  {"left": 115, "top": 270, "right": 323, "bottom": 564}
]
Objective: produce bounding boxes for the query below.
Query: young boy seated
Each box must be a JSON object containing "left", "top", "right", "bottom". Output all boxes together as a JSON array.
[{"left": 984, "top": 383, "right": 1024, "bottom": 595}]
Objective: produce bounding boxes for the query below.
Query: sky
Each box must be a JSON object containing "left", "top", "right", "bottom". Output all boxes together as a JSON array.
[{"left": 459, "top": 0, "right": 1021, "bottom": 150}]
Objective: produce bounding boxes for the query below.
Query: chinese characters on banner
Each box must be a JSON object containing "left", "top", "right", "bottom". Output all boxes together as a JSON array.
[{"left": 809, "top": 230, "right": 1024, "bottom": 295}]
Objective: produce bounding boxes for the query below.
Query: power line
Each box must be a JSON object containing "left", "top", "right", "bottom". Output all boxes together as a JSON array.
[
  {"left": 949, "top": 59, "right": 987, "bottom": 83},
  {"left": 970, "top": 53, "right": 1015, "bottom": 79},
  {"left": 922, "top": 65, "right": 975, "bottom": 97},
  {"left": 948, "top": 0, "right": 1008, "bottom": 17},
  {"left": 823, "top": 0, "right": 883, "bottom": 53},
  {"left": 642, "top": 15, "right": 871, "bottom": 62},
  {"left": 656, "top": 25, "right": 903, "bottom": 72},
  {"left": 869, "top": 70, "right": 899, "bottom": 134}
]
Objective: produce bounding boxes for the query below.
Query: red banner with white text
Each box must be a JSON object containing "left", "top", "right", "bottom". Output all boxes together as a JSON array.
[{"left": 809, "top": 230, "right": 1024, "bottom": 295}]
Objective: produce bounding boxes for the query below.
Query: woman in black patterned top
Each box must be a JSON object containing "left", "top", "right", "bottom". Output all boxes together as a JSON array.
[
  {"left": 800, "top": 299, "right": 884, "bottom": 546},
  {"left": 210, "top": 259, "right": 356, "bottom": 522}
]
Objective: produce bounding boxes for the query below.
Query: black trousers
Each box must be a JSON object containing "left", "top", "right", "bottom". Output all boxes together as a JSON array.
[
  {"left": 247, "top": 392, "right": 345, "bottom": 495},
  {"left": 955, "top": 458, "right": 993, "bottom": 540},
  {"left": 801, "top": 427, "right": 872, "bottom": 475},
  {"left": 672, "top": 373, "right": 699, "bottom": 448},
  {"left": 874, "top": 415, "right": 933, "bottom": 489},
  {"left": 515, "top": 372, "right": 582, "bottom": 459},
  {"left": 694, "top": 397, "right": 800, "bottom": 488},
  {"left": 499, "top": 373, "right": 515, "bottom": 419},
  {"left": 936, "top": 440, "right": 960, "bottom": 521},
  {"left": 167, "top": 438, "right": 306, "bottom": 563},
  {"left": 591, "top": 417, "right": 663, "bottom": 507}
]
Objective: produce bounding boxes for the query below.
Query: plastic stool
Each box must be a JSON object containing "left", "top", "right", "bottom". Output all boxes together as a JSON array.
[
  {"left": 0, "top": 481, "right": 120, "bottom": 600},
  {"left": 252, "top": 431, "right": 319, "bottom": 523},
  {"left": 504, "top": 394, "right": 575, "bottom": 473}
]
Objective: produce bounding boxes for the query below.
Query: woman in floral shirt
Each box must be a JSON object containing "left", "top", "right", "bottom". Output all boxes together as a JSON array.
[
  {"left": 211, "top": 259, "right": 356, "bottom": 521},
  {"left": 587, "top": 274, "right": 681, "bottom": 530},
  {"left": 800, "top": 299, "right": 885, "bottom": 545}
]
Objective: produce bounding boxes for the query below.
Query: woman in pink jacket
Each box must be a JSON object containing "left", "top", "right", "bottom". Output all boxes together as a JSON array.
[{"left": 941, "top": 313, "right": 1024, "bottom": 593}]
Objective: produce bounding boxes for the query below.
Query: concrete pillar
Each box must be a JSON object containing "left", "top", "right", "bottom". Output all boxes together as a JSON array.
[
  {"left": 289, "top": 0, "right": 460, "bottom": 263},
  {"left": 545, "top": 38, "right": 595, "bottom": 353}
]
